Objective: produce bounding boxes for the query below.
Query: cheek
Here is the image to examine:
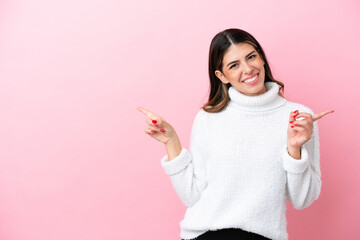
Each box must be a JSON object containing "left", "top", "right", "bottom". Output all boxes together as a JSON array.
[
  {"left": 256, "top": 60, "right": 265, "bottom": 68},
  {"left": 258, "top": 63, "right": 265, "bottom": 74},
  {"left": 229, "top": 69, "right": 241, "bottom": 78}
]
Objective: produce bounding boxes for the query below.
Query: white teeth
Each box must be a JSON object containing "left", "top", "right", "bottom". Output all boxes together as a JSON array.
[{"left": 243, "top": 75, "right": 257, "bottom": 83}]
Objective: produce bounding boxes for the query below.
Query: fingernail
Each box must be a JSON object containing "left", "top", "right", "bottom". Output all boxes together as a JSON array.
[
  {"left": 289, "top": 121, "right": 294, "bottom": 124},
  {"left": 151, "top": 130, "right": 155, "bottom": 133},
  {"left": 291, "top": 125, "right": 294, "bottom": 128},
  {"left": 155, "top": 124, "right": 158, "bottom": 127},
  {"left": 152, "top": 120, "right": 157, "bottom": 123},
  {"left": 160, "top": 129, "right": 165, "bottom": 132},
  {"left": 293, "top": 110, "right": 298, "bottom": 114}
]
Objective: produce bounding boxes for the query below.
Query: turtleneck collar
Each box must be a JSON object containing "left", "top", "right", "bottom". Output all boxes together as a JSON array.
[{"left": 227, "top": 81, "right": 287, "bottom": 112}]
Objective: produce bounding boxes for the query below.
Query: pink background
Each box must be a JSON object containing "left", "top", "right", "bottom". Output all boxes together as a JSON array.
[{"left": 0, "top": 0, "right": 359, "bottom": 239}]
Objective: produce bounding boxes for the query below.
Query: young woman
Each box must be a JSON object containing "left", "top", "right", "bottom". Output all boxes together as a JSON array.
[{"left": 137, "top": 28, "right": 334, "bottom": 240}]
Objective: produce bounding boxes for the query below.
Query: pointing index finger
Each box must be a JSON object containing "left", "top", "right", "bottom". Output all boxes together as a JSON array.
[
  {"left": 136, "top": 106, "right": 160, "bottom": 120},
  {"left": 312, "top": 109, "right": 335, "bottom": 121}
]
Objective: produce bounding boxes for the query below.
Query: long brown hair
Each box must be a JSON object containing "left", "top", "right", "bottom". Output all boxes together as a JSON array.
[{"left": 203, "top": 28, "right": 285, "bottom": 113}]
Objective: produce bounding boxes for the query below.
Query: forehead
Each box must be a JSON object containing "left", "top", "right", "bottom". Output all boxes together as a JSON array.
[{"left": 223, "top": 42, "right": 256, "bottom": 62}]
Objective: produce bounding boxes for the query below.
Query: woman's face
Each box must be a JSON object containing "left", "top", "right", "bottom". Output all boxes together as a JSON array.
[{"left": 215, "top": 42, "right": 267, "bottom": 96}]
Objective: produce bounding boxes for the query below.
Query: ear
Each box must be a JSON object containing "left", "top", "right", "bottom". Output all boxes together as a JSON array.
[{"left": 215, "top": 70, "right": 229, "bottom": 84}]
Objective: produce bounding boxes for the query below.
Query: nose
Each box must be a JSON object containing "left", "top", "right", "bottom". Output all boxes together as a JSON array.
[{"left": 241, "top": 62, "right": 253, "bottom": 75}]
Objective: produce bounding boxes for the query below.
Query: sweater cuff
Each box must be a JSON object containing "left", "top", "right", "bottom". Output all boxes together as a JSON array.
[
  {"left": 160, "top": 148, "right": 192, "bottom": 175},
  {"left": 282, "top": 143, "right": 309, "bottom": 174}
]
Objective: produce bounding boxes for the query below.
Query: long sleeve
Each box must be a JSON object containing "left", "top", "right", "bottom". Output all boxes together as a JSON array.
[
  {"left": 160, "top": 110, "right": 208, "bottom": 207},
  {"left": 282, "top": 113, "right": 321, "bottom": 210}
]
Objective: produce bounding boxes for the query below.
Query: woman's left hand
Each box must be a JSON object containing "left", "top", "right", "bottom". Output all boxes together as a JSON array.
[{"left": 287, "top": 109, "right": 335, "bottom": 150}]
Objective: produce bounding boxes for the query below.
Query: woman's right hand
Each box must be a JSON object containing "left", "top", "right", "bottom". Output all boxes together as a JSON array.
[{"left": 136, "top": 106, "right": 178, "bottom": 145}]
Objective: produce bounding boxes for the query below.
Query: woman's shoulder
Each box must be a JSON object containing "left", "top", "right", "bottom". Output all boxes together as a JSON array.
[
  {"left": 193, "top": 107, "right": 222, "bottom": 122},
  {"left": 191, "top": 108, "right": 217, "bottom": 128},
  {"left": 283, "top": 100, "right": 315, "bottom": 115},
  {"left": 193, "top": 108, "right": 208, "bottom": 123}
]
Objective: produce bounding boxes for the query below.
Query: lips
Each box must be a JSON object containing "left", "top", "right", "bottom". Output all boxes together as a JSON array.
[{"left": 242, "top": 73, "right": 258, "bottom": 82}]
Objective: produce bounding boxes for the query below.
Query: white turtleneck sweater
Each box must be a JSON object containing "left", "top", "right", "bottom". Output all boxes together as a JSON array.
[{"left": 160, "top": 82, "right": 321, "bottom": 240}]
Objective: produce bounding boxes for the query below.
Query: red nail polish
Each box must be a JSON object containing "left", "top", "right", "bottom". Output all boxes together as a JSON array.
[
  {"left": 152, "top": 120, "right": 157, "bottom": 123},
  {"left": 294, "top": 110, "right": 298, "bottom": 114},
  {"left": 289, "top": 121, "right": 294, "bottom": 124},
  {"left": 160, "top": 129, "right": 165, "bottom": 132},
  {"left": 151, "top": 130, "right": 155, "bottom": 133},
  {"left": 155, "top": 124, "right": 158, "bottom": 127},
  {"left": 291, "top": 125, "right": 294, "bottom": 128}
]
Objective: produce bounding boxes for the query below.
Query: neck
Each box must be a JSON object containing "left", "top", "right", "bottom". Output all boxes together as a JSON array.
[
  {"left": 227, "top": 81, "right": 287, "bottom": 112},
  {"left": 240, "top": 85, "right": 267, "bottom": 96}
]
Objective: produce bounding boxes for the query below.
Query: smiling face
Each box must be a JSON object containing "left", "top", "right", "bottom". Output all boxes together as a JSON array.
[{"left": 215, "top": 42, "right": 267, "bottom": 96}]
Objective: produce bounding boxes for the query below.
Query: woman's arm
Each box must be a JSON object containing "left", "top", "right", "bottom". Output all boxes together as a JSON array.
[
  {"left": 164, "top": 134, "right": 182, "bottom": 161},
  {"left": 282, "top": 116, "right": 322, "bottom": 210},
  {"left": 160, "top": 111, "right": 208, "bottom": 207}
]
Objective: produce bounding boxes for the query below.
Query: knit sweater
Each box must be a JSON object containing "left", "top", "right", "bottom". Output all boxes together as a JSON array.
[{"left": 160, "top": 81, "right": 321, "bottom": 240}]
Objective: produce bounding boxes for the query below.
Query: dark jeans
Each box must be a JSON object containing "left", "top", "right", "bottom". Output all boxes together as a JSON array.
[{"left": 181, "top": 228, "right": 272, "bottom": 240}]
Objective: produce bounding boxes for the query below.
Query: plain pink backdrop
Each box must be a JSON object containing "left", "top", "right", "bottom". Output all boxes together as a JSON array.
[{"left": 0, "top": 0, "right": 359, "bottom": 239}]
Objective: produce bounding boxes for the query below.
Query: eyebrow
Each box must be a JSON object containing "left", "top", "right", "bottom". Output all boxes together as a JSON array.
[{"left": 226, "top": 50, "right": 256, "bottom": 68}]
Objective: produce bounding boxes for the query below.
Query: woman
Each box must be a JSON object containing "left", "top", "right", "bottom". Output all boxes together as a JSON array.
[{"left": 137, "top": 28, "right": 334, "bottom": 240}]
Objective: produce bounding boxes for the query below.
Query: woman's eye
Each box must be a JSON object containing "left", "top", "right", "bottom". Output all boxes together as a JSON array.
[
  {"left": 230, "top": 64, "right": 238, "bottom": 69},
  {"left": 230, "top": 56, "right": 256, "bottom": 69}
]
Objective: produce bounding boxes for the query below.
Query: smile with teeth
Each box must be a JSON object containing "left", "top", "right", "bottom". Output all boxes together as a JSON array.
[{"left": 243, "top": 74, "right": 258, "bottom": 83}]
